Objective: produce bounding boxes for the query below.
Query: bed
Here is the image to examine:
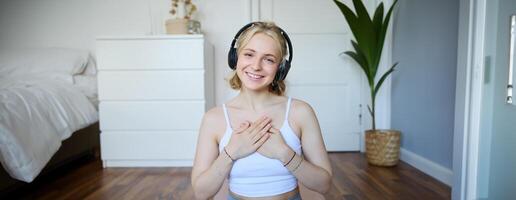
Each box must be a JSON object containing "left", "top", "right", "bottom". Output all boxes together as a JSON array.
[{"left": 0, "top": 47, "right": 99, "bottom": 192}]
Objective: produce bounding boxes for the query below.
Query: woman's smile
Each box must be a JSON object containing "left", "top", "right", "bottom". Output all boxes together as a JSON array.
[{"left": 245, "top": 71, "right": 265, "bottom": 80}]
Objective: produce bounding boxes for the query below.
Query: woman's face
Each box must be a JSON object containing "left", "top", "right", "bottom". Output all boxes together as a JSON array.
[{"left": 236, "top": 33, "right": 282, "bottom": 92}]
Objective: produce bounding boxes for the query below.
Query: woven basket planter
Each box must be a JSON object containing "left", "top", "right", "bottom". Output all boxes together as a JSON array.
[{"left": 365, "top": 129, "right": 401, "bottom": 167}]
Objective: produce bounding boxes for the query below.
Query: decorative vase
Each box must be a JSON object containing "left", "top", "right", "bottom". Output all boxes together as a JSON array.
[
  {"left": 187, "top": 20, "right": 201, "bottom": 34},
  {"left": 365, "top": 129, "right": 401, "bottom": 166},
  {"left": 165, "top": 18, "right": 189, "bottom": 34}
]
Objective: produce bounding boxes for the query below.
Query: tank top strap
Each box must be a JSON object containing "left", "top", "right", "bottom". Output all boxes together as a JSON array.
[
  {"left": 285, "top": 97, "right": 292, "bottom": 121},
  {"left": 222, "top": 104, "right": 232, "bottom": 130}
]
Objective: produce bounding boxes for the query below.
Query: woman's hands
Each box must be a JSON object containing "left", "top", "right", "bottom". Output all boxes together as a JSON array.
[
  {"left": 257, "top": 127, "right": 292, "bottom": 163},
  {"left": 225, "top": 116, "right": 272, "bottom": 160},
  {"left": 225, "top": 116, "right": 293, "bottom": 164}
]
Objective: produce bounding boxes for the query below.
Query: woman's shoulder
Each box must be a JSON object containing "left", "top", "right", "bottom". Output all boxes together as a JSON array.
[
  {"left": 201, "top": 105, "right": 227, "bottom": 132},
  {"left": 200, "top": 105, "right": 227, "bottom": 141},
  {"left": 203, "top": 105, "right": 225, "bottom": 124},
  {"left": 290, "top": 98, "right": 316, "bottom": 115},
  {"left": 288, "top": 98, "right": 317, "bottom": 138}
]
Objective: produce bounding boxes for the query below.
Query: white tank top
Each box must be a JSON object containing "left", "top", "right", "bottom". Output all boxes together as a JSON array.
[{"left": 218, "top": 97, "right": 302, "bottom": 197}]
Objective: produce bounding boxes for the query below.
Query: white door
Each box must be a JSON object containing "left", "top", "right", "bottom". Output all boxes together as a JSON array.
[
  {"left": 469, "top": 0, "right": 516, "bottom": 199},
  {"left": 258, "top": 0, "right": 364, "bottom": 151}
]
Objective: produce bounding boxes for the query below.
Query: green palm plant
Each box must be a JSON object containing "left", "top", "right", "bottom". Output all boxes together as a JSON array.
[{"left": 333, "top": 0, "right": 398, "bottom": 130}]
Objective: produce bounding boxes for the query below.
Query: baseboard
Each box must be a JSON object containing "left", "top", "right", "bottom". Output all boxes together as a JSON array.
[{"left": 400, "top": 148, "right": 453, "bottom": 186}]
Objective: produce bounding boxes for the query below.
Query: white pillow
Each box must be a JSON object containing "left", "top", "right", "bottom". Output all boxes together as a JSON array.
[
  {"left": 0, "top": 47, "right": 90, "bottom": 77},
  {"left": 81, "top": 54, "right": 97, "bottom": 75},
  {"left": 72, "top": 75, "right": 98, "bottom": 107}
]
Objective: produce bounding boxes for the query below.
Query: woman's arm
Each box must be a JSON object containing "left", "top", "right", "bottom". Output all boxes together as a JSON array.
[
  {"left": 288, "top": 100, "right": 333, "bottom": 193},
  {"left": 191, "top": 109, "right": 234, "bottom": 200}
]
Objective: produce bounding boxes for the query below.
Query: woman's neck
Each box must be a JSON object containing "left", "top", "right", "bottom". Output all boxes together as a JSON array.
[{"left": 234, "top": 88, "right": 279, "bottom": 112}]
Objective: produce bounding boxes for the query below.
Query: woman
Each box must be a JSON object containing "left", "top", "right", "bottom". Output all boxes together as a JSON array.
[{"left": 191, "top": 21, "right": 332, "bottom": 200}]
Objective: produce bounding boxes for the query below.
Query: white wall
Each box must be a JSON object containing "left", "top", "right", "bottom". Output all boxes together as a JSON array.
[{"left": 0, "top": 0, "right": 252, "bottom": 105}]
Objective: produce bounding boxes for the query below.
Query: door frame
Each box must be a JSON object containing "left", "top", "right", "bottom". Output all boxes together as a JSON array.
[{"left": 453, "top": 0, "right": 489, "bottom": 199}]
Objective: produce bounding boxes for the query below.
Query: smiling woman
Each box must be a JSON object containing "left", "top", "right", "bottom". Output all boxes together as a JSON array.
[{"left": 191, "top": 22, "right": 332, "bottom": 200}]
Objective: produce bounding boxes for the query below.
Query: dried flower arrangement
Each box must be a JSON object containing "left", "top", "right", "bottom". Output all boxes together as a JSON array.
[{"left": 169, "top": 0, "right": 197, "bottom": 20}]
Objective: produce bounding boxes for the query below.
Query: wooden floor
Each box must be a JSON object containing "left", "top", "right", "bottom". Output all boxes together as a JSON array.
[{"left": 6, "top": 153, "right": 451, "bottom": 200}]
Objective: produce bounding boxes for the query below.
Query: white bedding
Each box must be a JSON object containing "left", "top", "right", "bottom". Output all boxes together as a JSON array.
[{"left": 0, "top": 74, "right": 98, "bottom": 182}]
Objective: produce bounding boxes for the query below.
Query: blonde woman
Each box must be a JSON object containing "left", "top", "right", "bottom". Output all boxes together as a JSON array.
[{"left": 191, "top": 21, "right": 332, "bottom": 200}]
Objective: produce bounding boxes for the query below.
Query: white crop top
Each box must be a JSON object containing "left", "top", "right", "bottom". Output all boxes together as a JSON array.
[{"left": 218, "top": 97, "right": 302, "bottom": 197}]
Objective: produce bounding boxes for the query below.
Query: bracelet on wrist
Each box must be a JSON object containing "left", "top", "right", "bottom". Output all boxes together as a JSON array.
[
  {"left": 283, "top": 151, "right": 296, "bottom": 166},
  {"left": 292, "top": 157, "right": 303, "bottom": 172},
  {"left": 286, "top": 154, "right": 303, "bottom": 172},
  {"left": 223, "top": 147, "right": 235, "bottom": 162}
]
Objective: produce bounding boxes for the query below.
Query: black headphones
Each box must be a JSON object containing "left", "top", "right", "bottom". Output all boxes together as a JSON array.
[{"left": 227, "top": 22, "right": 293, "bottom": 81}]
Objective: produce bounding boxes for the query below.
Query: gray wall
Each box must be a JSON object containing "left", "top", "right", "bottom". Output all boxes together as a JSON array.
[{"left": 391, "top": 0, "right": 459, "bottom": 169}]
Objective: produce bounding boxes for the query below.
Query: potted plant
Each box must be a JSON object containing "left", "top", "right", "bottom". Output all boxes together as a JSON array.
[
  {"left": 166, "top": 0, "right": 198, "bottom": 34},
  {"left": 333, "top": 0, "right": 400, "bottom": 166}
]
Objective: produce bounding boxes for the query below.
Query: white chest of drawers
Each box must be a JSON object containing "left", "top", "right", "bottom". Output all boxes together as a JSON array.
[{"left": 96, "top": 35, "right": 214, "bottom": 167}]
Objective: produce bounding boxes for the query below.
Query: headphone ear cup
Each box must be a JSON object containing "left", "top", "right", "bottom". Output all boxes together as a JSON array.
[
  {"left": 228, "top": 48, "right": 238, "bottom": 70},
  {"left": 275, "top": 60, "right": 292, "bottom": 81}
]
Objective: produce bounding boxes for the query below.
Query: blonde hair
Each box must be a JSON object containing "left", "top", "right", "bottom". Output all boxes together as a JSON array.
[{"left": 228, "top": 21, "right": 288, "bottom": 96}]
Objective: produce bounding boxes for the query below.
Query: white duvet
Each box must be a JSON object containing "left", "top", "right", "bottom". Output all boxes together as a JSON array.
[{"left": 0, "top": 74, "right": 98, "bottom": 182}]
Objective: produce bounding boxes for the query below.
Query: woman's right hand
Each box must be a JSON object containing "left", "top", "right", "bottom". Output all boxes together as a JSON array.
[{"left": 225, "top": 116, "right": 272, "bottom": 160}]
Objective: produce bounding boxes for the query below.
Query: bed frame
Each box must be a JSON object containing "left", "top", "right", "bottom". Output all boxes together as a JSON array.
[{"left": 0, "top": 122, "right": 100, "bottom": 195}]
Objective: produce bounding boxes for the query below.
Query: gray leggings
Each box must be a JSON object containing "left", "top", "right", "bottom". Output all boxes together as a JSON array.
[{"left": 227, "top": 192, "right": 302, "bottom": 200}]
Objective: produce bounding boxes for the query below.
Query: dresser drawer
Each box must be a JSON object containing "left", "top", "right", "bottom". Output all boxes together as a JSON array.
[
  {"left": 98, "top": 70, "right": 205, "bottom": 100},
  {"left": 100, "top": 131, "right": 198, "bottom": 160},
  {"left": 96, "top": 38, "right": 204, "bottom": 70},
  {"left": 99, "top": 101, "right": 205, "bottom": 130}
]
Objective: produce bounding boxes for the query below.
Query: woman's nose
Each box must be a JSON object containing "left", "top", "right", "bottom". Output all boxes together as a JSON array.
[{"left": 250, "top": 58, "right": 262, "bottom": 70}]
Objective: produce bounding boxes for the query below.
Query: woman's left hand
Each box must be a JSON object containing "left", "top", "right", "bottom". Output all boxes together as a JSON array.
[{"left": 257, "top": 127, "right": 292, "bottom": 162}]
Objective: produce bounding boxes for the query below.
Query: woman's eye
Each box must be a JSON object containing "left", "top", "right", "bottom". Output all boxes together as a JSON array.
[
  {"left": 265, "top": 58, "right": 275, "bottom": 64},
  {"left": 244, "top": 53, "right": 252, "bottom": 57}
]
